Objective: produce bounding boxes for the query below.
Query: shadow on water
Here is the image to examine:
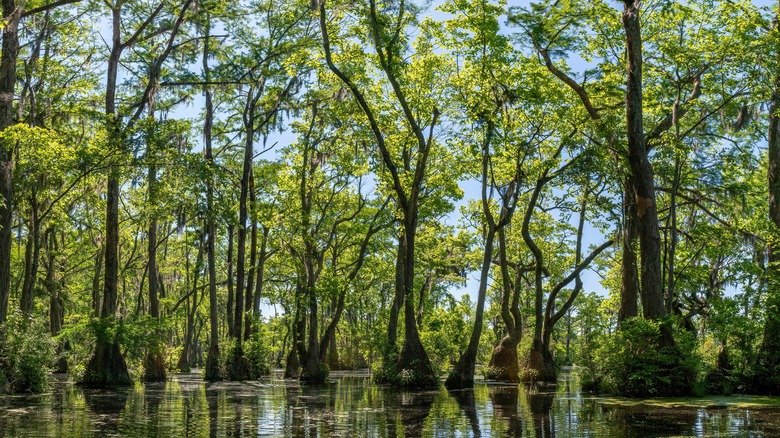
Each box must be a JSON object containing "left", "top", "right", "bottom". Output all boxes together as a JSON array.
[
  {"left": 450, "top": 388, "right": 480, "bottom": 437},
  {"left": 2, "top": 369, "right": 780, "bottom": 436},
  {"left": 83, "top": 386, "right": 130, "bottom": 435},
  {"left": 526, "top": 385, "right": 555, "bottom": 437}
]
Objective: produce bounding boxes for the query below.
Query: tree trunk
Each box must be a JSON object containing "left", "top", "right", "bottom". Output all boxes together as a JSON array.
[
  {"left": 243, "top": 177, "right": 257, "bottom": 342},
  {"left": 326, "top": 328, "right": 339, "bottom": 370},
  {"left": 46, "top": 231, "right": 68, "bottom": 373},
  {"left": 302, "top": 277, "right": 322, "bottom": 382},
  {"left": 227, "top": 90, "right": 255, "bottom": 381},
  {"left": 203, "top": 16, "right": 220, "bottom": 381},
  {"left": 0, "top": 0, "right": 20, "bottom": 326},
  {"left": 386, "top": 232, "right": 405, "bottom": 351},
  {"left": 524, "top": 344, "right": 557, "bottom": 383},
  {"left": 395, "top": 216, "right": 438, "bottom": 388},
  {"left": 664, "top": 155, "right": 681, "bottom": 313},
  {"left": 622, "top": 0, "right": 668, "bottom": 325},
  {"left": 226, "top": 224, "right": 235, "bottom": 337},
  {"left": 487, "top": 226, "right": 523, "bottom": 382},
  {"left": 619, "top": 177, "right": 639, "bottom": 325},
  {"left": 756, "top": 2, "right": 780, "bottom": 395},
  {"left": 82, "top": 6, "right": 130, "bottom": 387},
  {"left": 486, "top": 336, "right": 520, "bottom": 383},
  {"left": 143, "top": 155, "right": 166, "bottom": 381},
  {"left": 284, "top": 288, "right": 304, "bottom": 379},
  {"left": 445, "top": 227, "right": 494, "bottom": 389},
  {"left": 179, "top": 233, "right": 204, "bottom": 373},
  {"left": 91, "top": 244, "right": 104, "bottom": 317},
  {"left": 20, "top": 200, "right": 41, "bottom": 317},
  {"left": 252, "top": 226, "right": 269, "bottom": 325}
]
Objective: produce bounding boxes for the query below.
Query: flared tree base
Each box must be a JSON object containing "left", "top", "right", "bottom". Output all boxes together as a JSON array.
[
  {"left": 395, "top": 336, "right": 439, "bottom": 389},
  {"left": 226, "top": 344, "right": 251, "bottom": 381},
  {"left": 444, "top": 368, "right": 475, "bottom": 390},
  {"left": 444, "top": 350, "right": 476, "bottom": 389},
  {"left": 204, "top": 344, "right": 221, "bottom": 381},
  {"left": 284, "top": 349, "right": 300, "bottom": 379},
  {"left": 522, "top": 346, "right": 557, "bottom": 383},
  {"left": 81, "top": 341, "right": 131, "bottom": 387},
  {"left": 754, "top": 317, "right": 780, "bottom": 393},
  {"left": 485, "top": 336, "right": 520, "bottom": 383},
  {"left": 301, "top": 359, "right": 329, "bottom": 384},
  {"left": 143, "top": 351, "right": 167, "bottom": 381},
  {"left": 177, "top": 346, "right": 191, "bottom": 373}
]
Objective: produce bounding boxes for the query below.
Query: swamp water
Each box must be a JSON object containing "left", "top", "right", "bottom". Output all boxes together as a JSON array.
[{"left": 1, "top": 370, "right": 779, "bottom": 437}]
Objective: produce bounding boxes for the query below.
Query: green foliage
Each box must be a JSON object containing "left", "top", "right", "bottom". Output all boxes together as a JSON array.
[
  {"left": 419, "top": 295, "right": 472, "bottom": 372},
  {"left": 56, "top": 315, "right": 170, "bottom": 381},
  {"left": 372, "top": 347, "right": 439, "bottom": 389},
  {"left": 586, "top": 318, "right": 699, "bottom": 397},
  {"left": 244, "top": 322, "right": 272, "bottom": 378},
  {"left": 371, "top": 350, "right": 398, "bottom": 385},
  {"left": 0, "top": 311, "right": 55, "bottom": 393},
  {"left": 395, "top": 360, "right": 440, "bottom": 389},
  {"left": 301, "top": 363, "right": 329, "bottom": 384}
]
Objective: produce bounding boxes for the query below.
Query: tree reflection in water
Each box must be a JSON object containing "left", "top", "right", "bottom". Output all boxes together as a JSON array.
[
  {"left": 1, "top": 370, "right": 780, "bottom": 436},
  {"left": 451, "top": 388, "right": 481, "bottom": 437},
  {"left": 83, "top": 387, "right": 130, "bottom": 436}
]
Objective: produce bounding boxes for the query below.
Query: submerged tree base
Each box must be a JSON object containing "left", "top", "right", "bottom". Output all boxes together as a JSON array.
[
  {"left": 589, "top": 317, "right": 694, "bottom": 397},
  {"left": 284, "top": 349, "right": 300, "bottom": 379},
  {"left": 753, "top": 297, "right": 780, "bottom": 395},
  {"left": 204, "top": 344, "right": 221, "bottom": 381},
  {"left": 81, "top": 341, "right": 132, "bottom": 387},
  {"left": 226, "top": 343, "right": 251, "bottom": 381},
  {"left": 485, "top": 337, "right": 520, "bottom": 383},
  {"left": 301, "top": 362, "right": 329, "bottom": 384},
  {"left": 143, "top": 351, "right": 167, "bottom": 382},
  {"left": 522, "top": 346, "right": 557, "bottom": 383},
  {"left": 444, "top": 364, "right": 475, "bottom": 390},
  {"left": 395, "top": 337, "right": 439, "bottom": 389}
]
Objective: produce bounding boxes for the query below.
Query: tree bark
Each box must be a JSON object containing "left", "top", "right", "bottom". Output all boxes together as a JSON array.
[
  {"left": 82, "top": 5, "right": 131, "bottom": 387},
  {"left": 226, "top": 224, "right": 235, "bottom": 337},
  {"left": 386, "top": 232, "right": 405, "bottom": 350},
  {"left": 20, "top": 200, "right": 41, "bottom": 317},
  {"left": 486, "top": 225, "right": 523, "bottom": 383},
  {"left": 89, "top": 243, "right": 103, "bottom": 317},
  {"left": 447, "top": 123, "right": 510, "bottom": 389},
  {"left": 0, "top": 0, "right": 20, "bottom": 325},
  {"left": 143, "top": 133, "right": 166, "bottom": 381},
  {"left": 320, "top": 0, "right": 439, "bottom": 387},
  {"left": 445, "top": 227, "right": 494, "bottom": 389},
  {"left": 756, "top": 1, "right": 780, "bottom": 395},
  {"left": 619, "top": 176, "right": 639, "bottom": 325},
  {"left": 227, "top": 89, "right": 255, "bottom": 381},
  {"left": 621, "top": 0, "right": 668, "bottom": 324},
  {"left": 251, "top": 226, "right": 269, "bottom": 332},
  {"left": 243, "top": 174, "right": 258, "bottom": 342},
  {"left": 202, "top": 13, "right": 220, "bottom": 380},
  {"left": 179, "top": 234, "right": 204, "bottom": 372},
  {"left": 46, "top": 230, "right": 68, "bottom": 373}
]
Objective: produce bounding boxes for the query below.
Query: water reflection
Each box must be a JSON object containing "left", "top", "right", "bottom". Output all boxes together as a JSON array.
[
  {"left": 83, "top": 387, "right": 130, "bottom": 435},
  {"left": 451, "top": 389, "right": 480, "bottom": 437},
  {"left": 1, "top": 371, "right": 779, "bottom": 437}
]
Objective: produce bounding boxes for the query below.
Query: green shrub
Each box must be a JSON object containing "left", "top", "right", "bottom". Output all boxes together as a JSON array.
[
  {"left": 301, "top": 362, "right": 329, "bottom": 383},
  {"left": 0, "top": 311, "right": 55, "bottom": 393},
  {"left": 588, "top": 317, "right": 699, "bottom": 397},
  {"left": 245, "top": 324, "right": 271, "bottom": 378},
  {"left": 372, "top": 350, "right": 398, "bottom": 384}
]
